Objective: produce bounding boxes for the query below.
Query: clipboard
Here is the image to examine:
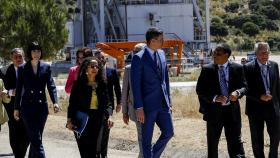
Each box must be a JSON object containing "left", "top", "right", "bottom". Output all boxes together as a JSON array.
[{"left": 74, "top": 111, "right": 89, "bottom": 138}]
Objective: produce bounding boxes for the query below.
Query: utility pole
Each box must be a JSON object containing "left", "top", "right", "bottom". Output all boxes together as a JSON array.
[
  {"left": 100, "top": 0, "right": 105, "bottom": 42},
  {"left": 205, "top": 0, "right": 210, "bottom": 51}
]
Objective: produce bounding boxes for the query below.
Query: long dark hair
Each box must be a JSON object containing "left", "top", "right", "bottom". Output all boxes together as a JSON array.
[{"left": 76, "top": 57, "right": 105, "bottom": 86}]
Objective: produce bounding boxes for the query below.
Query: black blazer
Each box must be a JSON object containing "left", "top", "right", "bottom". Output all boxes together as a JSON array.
[
  {"left": 67, "top": 80, "right": 113, "bottom": 120},
  {"left": 4, "top": 64, "right": 17, "bottom": 91},
  {"left": 196, "top": 62, "right": 247, "bottom": 122},
  {"left": 244, "top": 59, "right": 280, "bottom": 117},
  {"left": 3, "top": 64, "right": 17, "bottom": 105},
  {"left": 106, "top": 67, "right": 121, "bottom": 109}
]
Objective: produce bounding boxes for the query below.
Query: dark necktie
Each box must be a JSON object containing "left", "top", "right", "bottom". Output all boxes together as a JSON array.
[{"left": 219, "top": 66, "right": 228, "bottom": 96}]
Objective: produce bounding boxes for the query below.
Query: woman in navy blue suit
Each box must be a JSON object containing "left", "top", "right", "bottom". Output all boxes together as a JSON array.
[{"left": 14, "top": 42, "right": 60, "bottom": 158}]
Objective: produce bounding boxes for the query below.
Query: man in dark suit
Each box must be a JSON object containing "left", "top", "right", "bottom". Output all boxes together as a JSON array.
[
  {"left": 196, "top": 43, "right": 246, "bottom": 158},
  {"left": 94, "top": 50, "right": 121, "bottom": 158},
  {"left": 131, "top": 27, "right": 173, "bottom": 158},
  {"left": 244, "top": 42, "right": 280, "bottom": 158},
  {"left": 3, "top": 48, "right": 30, "bottom": 158}
]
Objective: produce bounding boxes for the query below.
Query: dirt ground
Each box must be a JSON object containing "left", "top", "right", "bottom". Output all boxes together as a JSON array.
[{"left": 1, "top": 113, "right": 278, "bottom": 158}]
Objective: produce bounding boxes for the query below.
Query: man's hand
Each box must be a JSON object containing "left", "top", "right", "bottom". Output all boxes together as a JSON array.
[
  {"left": 135, "top": 108, "right": 145, "bottom": 124},
  {"left": 123, "top": 113, "right": 129, "bottom": 125},
  {"left": 116, "top": 104, "right": 121, "bottom": 113},
  {"left": 14, "top": 110, "right": 20, "bottom": 121},
  {"left": 12, "top": 89, "right": 16, "bottom": 96},
  {"left": 53, "top": 104, "right": 61, "bottom": 113},
  {"left": 260, "top": 94, "right": 273, "bottom": 102},
  {"left": 229, "top": 91, "right": 239, "bottom": 101},
  {"left": 215, "top": 95, "right": 228, "bottom": 105},
  {"left": 107, "top": 116, "right": 114, "bottom": 129}
]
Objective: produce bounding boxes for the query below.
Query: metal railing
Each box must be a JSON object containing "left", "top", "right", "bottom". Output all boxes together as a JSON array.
[{"left": 118, "top": 0, "right": 191, "bottom": 5}]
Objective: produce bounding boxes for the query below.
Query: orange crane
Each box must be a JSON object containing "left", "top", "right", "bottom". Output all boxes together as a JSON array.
[{"left": 96, "top": 39, "right": 184, "bottom": 74}]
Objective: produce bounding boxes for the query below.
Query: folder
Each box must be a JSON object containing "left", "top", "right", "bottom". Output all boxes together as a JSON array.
[{"left": 74, "top": 111, "right": 89, "bottom": 138}]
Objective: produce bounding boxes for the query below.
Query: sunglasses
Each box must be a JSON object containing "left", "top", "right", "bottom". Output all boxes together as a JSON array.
[{"left": 89, "top": 64, "right": 99, "bottom": 69}]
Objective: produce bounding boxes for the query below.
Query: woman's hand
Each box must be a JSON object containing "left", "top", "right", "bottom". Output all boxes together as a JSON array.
[
  {"left": 107, "top": 116, "right": 114, "bottom": 129},
  {"left": 53, "top": 104, "right": 61, "bottom": 113},
  {"left": 14, "top": 110, "right": 20, "bottom": 121},
  {"left": 66, "top": 119, "right": 76, "bottom": 131}
]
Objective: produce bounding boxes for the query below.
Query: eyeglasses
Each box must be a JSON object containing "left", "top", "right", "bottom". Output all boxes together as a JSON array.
[{"left": 89, "top": 64, "right": 99, "bottom": 69}]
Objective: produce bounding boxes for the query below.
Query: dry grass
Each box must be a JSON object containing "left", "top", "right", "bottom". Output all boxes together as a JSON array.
[
  {"left": 169, "top": 68, "right": 201, "bottom": 82},
  {"left": 171, "top": 89, "right": 201, "bottom": 118},
  {"left": 50, "top": 72, "right": 247, "bottom": 119},
  {"left": 171, "top": 88, "right": 247, "bottom": 119}
]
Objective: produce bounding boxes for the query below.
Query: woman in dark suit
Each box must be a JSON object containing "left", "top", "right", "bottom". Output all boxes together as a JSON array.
[
  {"left": 66, "top": 57, "right": 113, "bottom": 158},
  {"left": 14, "top": 42, "right": 60, "bottom": 158}
]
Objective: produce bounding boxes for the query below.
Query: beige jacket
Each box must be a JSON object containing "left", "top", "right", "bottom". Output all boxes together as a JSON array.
[
  {"left": 121, "top": 65, "right": 136, "bottom": 121},
  {"left": 0, "top": 79, "right": 9, "bottom": 125}
]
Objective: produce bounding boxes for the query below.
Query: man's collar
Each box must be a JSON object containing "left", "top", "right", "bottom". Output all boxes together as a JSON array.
[
  {"left": 218, "top": 61, "right": 229, "bottom": 68},
  {"left": 146, "top": 46, "right": 157, "bottom": 59},
  {"left": 257, "top": 59, "right": 268, "bottom": 66}
]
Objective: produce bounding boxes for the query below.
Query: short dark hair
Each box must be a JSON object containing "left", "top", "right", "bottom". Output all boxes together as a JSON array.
[
  {"left": 214, "top": 43, "right": 232, "bottom": 56},
  {"left": 93, "top": 49, "right": 102, "bottom": 57},
  {"left": 145, "top": 27, "right": 163, "bottom": 44},
  {"left": 84, "top": 47, "right": 93, "bottom": 58},
  {"left": 75, "top": 47, "right": 94, "bottom": 65},
  {"left": 26, "top": 41, "right": 43, "bottom": 60}
]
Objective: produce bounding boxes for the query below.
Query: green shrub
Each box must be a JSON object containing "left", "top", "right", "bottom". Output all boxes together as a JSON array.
[{"left": 242, "top": 22, "right": 259, "bottom": 36}]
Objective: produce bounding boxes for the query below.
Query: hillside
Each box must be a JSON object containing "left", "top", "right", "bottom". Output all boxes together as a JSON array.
[{"left": 199, "top": 0, "right": 280, "bottom": 51}]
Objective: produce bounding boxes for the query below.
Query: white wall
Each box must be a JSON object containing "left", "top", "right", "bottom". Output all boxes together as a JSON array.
[{"left": 119, "top": 3, "right": 193, "bottom": 42}]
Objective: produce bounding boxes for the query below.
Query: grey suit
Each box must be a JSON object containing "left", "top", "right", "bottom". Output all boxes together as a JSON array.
[{"left": 121, "top": 65, "right": 143, "bottom": 158}]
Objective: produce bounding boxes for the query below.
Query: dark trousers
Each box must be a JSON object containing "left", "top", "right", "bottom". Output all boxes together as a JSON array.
[
  {"left": 248, "top": 115, "right": 280, "bottom": 158},
  {"left": 76, "top": 110, "right": 103, "bottom": 158},
  {"left": 3, "top": 103, "right": 29, "bottom": 158},
  {"left": 207, "top": 107, "right": 245, "bottom": 158},
  {"left": 96, "top": 118, "right": 110, "bottom": 158},
  {"left": 21, "top": 106, "right": 48, "bottom": 158}
]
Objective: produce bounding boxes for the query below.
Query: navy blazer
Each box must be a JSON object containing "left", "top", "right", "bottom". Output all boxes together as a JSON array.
[
  {"left": 131, "top": 48, "right": 171, "bottom": 112},
  {"left": 106, "top": 67, "right": 121, "bottom": 109},
  {"left": 14, "top": 61, "right": 58, "bottom": 113}
]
